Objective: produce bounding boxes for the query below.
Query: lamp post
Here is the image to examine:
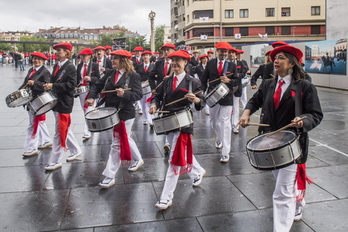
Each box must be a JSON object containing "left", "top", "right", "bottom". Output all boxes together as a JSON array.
[{"left": 149, "top": 11, "right": 156, "bottom": 52}]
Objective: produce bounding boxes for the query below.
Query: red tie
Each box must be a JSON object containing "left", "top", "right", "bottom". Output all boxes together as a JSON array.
[
  {"left": 144, "top": 65, "right": 148, "bottom": 72},
  {"left": 163, "top": 62, "right": 169, "bottom": 76},
  {"left": 273, "top": 80, "right": 285, "bottom": 109},
  {"left": 114, "top": 71, "right": 120, "bottom": 84},
  {"left": 218, "top": 61, "right": 223, "bottom": 76},
  {"left": 172, "top": 76, "right": 178, "bottom": 92},
  {"left": 28, "top": 68, "right": 36, "bottom": 78},
  {"left": 97, "top": 60, "right": 101, "bottom": 67},
  {"left": 82, "top": 64, "right": 88, "bottom": 86},
  {"left": 53, "top": 65, "right": 60, "bottom": 77}
]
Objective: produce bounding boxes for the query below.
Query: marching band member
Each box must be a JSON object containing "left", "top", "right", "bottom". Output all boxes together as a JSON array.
[
  {"left": 236, "top": 50, "right": 251, "bottom": 109},
  {"left": 44, "top": 43, "right": 82, "bottom": 171},
  {"left": 20, "top": 52, "right": 52, "bottom": 156},
  {"left": 149, "top": 50, "right": 206, "bottom": 210},
  {"left": 104, "top": 46, "right": 112, "bottom": 59},
  {"left": 76, "top": 48, "right": 101, "bottom": 139},
  {"left": 195, "top": 54, "right": 209, "bottom": 115},
  {"left": 201, "top": 41, "right": 238, "bottom": 162},
  {"left": 132, "top": 46, "right": 144, "bottom": 66},
  {"left": 207, "top": 50, "right": 214, "bottom": 60},
  {"left": 92, "top": 46, "right": 112, "bottom": 76},
  {"left": 190, "top": 50, "right": 199, "bottom": 66},
  {"left": 135, "top": 50, "right": 155, "bottom": 127},
  {"left": 239, "top": 44, "right": 323, "bottom": 231},
  {"left": 251, "top": 50, "right": 272, "bottom": 89},
  {"left": 86, "top": 49, "right": 144, "bottom": 188}
]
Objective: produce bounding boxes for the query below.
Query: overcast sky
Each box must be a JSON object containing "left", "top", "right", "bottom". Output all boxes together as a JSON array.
[{"left": 0, "top": 0, "right": 170, "bottom": 38}]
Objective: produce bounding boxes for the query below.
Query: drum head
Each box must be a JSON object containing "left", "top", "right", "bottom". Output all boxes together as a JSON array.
[
  {"left": 85, "top": 107, "right": 116, "bottom": 119},
  {"left": 247, "top": 130, "right": 297, "bottom": 151}
]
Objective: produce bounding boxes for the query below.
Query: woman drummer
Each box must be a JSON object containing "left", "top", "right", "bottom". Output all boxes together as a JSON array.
[
  {"left": 85, "top": 49, "right": 144, "bottom": 188},
  {"left": 76, "top": 48, "right": 100, "bottom": 139},
  {"left": 149, "top": 50, "right": 206, "bottom": 210},
  {"left": 238, "top": 44, "right": 323, "bottom": 231},
  {"left": 135, "top": 50, "right": 155, "bottom": 127},
  {"left": 43, "top": 43, "right": 82, "bottom": 171},
  {"left": 20, "top": 52, "right": 52, "bottom": 157}
]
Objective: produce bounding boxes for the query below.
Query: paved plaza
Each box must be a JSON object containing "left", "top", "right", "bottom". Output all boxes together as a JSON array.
[{"left": 1, "top": 64, "right": 348, "bottom": 232}]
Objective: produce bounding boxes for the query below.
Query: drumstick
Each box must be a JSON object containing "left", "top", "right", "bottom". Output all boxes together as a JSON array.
[
  {"left": 267, "top": 116, "right": 308, "bottom": 137},
  {"left": 208, "top": 73, "right": 234, "bottom": 84},
  {"left": 100, "top": 88, "right": 132, "bottom": 94},
  {"left": 165, "top": 90, "right": 203, "bottom": 106},
  {"left": 155, "top": 110, "right": 170, "bottom": 113},
  {"left": 155, "top": 80, "right": 164, "bottom": 90},
  {"left": 247, "top": 123, "right": 270, "bottom": 127},
  {"left": 20, "top": 83, "right": 29, "bottom": 89}
]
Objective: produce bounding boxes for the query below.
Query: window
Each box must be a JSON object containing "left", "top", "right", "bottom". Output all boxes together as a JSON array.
[
  {"left": 225, "top": 27, "right": 233, "bottom": 36},
  {"left": 266, "top": 26, "right": 275, "bottom": 35},
  {"left": 311, "top": 25, "right": 320, "bottom": 34},
  {"left": 311, "top": 6, "right": 320, "bottom": 15},
  {"left": 193, "top": 10, "right": 213, "bottom": 19},
  {"left": 240, "top": 27, "right": 249, "bottom": 36},
  {"left": 240, "top": 9, "right": 249, "bottom": 18},
  {"left": 225, "top": 10, "right": 234, "bottom": 18},
  {"left": 266, "top": 8, "right": 275, "bottom": 17},
  {"left": 193, "top": 28, "right": 214, "bottom": 37},
  {"left": 281, "top": 8, "right": 290, "bottom": 17},
  {"left": 281, "top": 26, "right": 291, "bottom": 35}
]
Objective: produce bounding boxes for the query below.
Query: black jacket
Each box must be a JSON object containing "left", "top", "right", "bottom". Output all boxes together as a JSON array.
[
  {"left": 76, "top": 61, "right": 100, "bottom": 85},
  {"left": 135, "top": 62, "right": 155, "bottom": 82},
  {"left": 148, "top": 57, "right": 171, "bottom": 90},
  {"left": 19, "top": 65, "right": 51, "bottom": 98}
]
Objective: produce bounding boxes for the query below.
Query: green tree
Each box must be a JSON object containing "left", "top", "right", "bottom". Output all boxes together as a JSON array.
[
  {"left": 16, "top": 36, "right": 50, "bottom": 52},
  {"left": 155, "top": 25, "right": 165, "bottom": 52},
  {"left": 126, "top": 35, "right": 149, "bottom": 51},
  {"left": 0, "top": 41, "right": 12, "bottom": 51},
  {"left": 99, "top": 32, "right": 125, "bottom": 46}
]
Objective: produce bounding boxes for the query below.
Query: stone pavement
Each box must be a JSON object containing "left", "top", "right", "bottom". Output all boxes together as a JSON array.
[{"left": 1, "top": 64, "right": 348, "bottom": 232}]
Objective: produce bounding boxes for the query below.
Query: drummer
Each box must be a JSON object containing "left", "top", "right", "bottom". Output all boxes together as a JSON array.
[
  {"left": 85, "top": 49, "right": 144, "bottom": 188},
  {"left": 238, "top": 44, "right": 323, "bottom": 231},
  {"left": 135, "top": 50, "right": 155, "bottom": 127},
  {"left": 43, "top": 42, "right": 82, "bottom": 171},
  {"left": 76, "top": 48, "right": 101, "bottom": 139},
  {"left": 19, "top": 52, "right": 52, "bottom": 156},
  {"left": 149, "top": 50, "right": 206, "bottom": 210}
]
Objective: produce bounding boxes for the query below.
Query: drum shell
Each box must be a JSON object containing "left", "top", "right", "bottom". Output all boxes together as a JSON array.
[
  {"left": 141, "top": 81, "right": 151, "bottom": 95},
  {"left": 205, "top": 83, "right": 230, "bottom": 108},
  {"left": 5, "top": 89, "right": 32, "bottom": 108},
  {"left": 85, "top": 107, "right": 120, "bottom": 132},
  {"left": 246, "top": 131, "right": 302, "bottom": 170},
  {"left": 28, "top": 91, "right": 57, "bottom": 116},
  {"left": 74, "top": 85, "right": 89, "bottom": 97},
  {"left": 153, "top": 109, "right": 193, "bottom": 135}
]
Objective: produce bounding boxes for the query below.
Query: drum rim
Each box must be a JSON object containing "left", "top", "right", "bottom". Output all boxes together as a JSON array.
[
  {"left": 249, "top": 158, "right": 301, "bottom": 170},
  {"left": 153, "top": 108, "right": 192, "bottom": 119},
  {"left": 85, "top": 107, "right": 117, "bottom": 120},
  {"left": 246, "top": 130, "right": 298, "bottom": 152}
]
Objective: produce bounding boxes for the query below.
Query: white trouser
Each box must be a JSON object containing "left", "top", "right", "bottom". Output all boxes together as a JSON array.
[
  {"left": 50, "top": 111, "right": 81, "bottom": 163},
  {"left": 24, "top": 110, "right": 51, "bottom": 151},
  {"left": 102, "top": 118, "right": 143, "bottom": 178},
  {"left": 140, "top": 93, "right": 153, "bottom": 124},
  {"left": 241, "top": 86, "right": 247, "bottom": 109},
  {"left": 78, "top": 92, "right": 93, "bottom": 136},
  {"left": 136, "top": 100, "right": 143, "bottom": 112},
  {"left": 231, "top": 96, "right": 240, "bottom": 129},
  {"left": 209, "top": 104, "right": 232, "bottom": 157},
  {"left": 272, "top": 164, "right": 305, "bottom": 232},
  {"left": 160, "top": 131, "right": 205, "bottom": 201}
]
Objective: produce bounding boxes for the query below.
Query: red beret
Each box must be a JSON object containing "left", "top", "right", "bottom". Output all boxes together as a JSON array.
[
  {"left": 229, "top": 47, "right": 238, "bottom": 53},
  {"left": 179, "top": 49, "right": 189, "bottom": 54},
  {"left": 271, "top": 41, "right": 288, "bottom": 48},
  {"left": 207, "top": 50, "right": 214, "bottom": 54},
  {"left": 160, "top": 43, "right": 176, "bottom": 50},
  {"left": 31, "top": 52, "right": 48, "bottom": 60},
  {"left": 104, "top": 46, "right": 112, "bottom": 50},
  {"left": 236, "top": 50, "right": 244, "bottom": 54},
  {"left": 193, "top": 51, "right": 199, "bottom": 54},
  {"left": 53, "top": 43, "right": 73, "bottom": 51},
  {"left": 110, "top": 49, "right": 132, "bottom": 59},
  {"left": 168, "top": 50, "right": 191, "bottom": 61},
  {"left": 94, "top": 46, "right": 106, "bottom": 51},
  {"left": 79, "top": 48, "right": 93, "bottom": 55},
  {"left": 154, "top": 51, "right": 160, "bottom": 54},
  {"left": 141, "top": 50, "right": 152, "bottom": 56},
  {"left": 265, "top": 50, "right": 272, "bottom": 56},
  {"left": 270, "top": 45, "right": 303, "bottom": 63},
  {"left": 199, "top": 54, "right": 209, "bottom": 60},
  {"left": 214, "top": 41, "right": 233, "bottom": 50},
  {"left": 133, "top": 46, "right": 144, "bottom": 51}
]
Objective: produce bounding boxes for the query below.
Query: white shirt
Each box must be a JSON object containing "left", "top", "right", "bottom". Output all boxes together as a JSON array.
[
  {"left": 174, "top": 71, "right": 186, "bottom": 89},
  {"left": 216, "top": 59, "right": 226, "bottom": 70},
  {"left": 57, "top": 59, "right": 68, "bottom": 68},
  {"left": 276, "top": 74, "right": 291, "bottom": 100}
]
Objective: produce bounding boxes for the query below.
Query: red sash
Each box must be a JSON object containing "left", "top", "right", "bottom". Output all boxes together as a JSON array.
[
  {"left": 58, "top": 113, "right": 71, "bottom": 151},
  {"left": 113, "top": 121, "right": 132, "bottom": 165},
  {"left": 32, "top": 114, "right": 46, "bottom": 138},
  {"left": 296, "top": 163, "right": 314, "bottom": 201},
  {"left": 171, "top": 132, "right": 193, "bottom": 175}
]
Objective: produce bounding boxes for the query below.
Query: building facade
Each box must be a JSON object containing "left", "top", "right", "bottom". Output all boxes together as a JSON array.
[{"left": 171, "top": 0, "right": 326, "bottom": 48}]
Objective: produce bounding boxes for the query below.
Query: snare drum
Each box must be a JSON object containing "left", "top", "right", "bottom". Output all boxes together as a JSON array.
[
  {"left": 205, "top": 83, "right": 230, "bottom": 108},
  {"left": 241, "top": 76, "right": 250, "bottom": 88},
  {"left": 153, "top": 109, "right": 193, "bottom": 135},
  {"left": 141, "top": 81, "right": 151, "bottom": 95},
  {"left": 5, "top": 89, "right": 32, "bottom": 108},
  {"left": 28, "top": 91, "right": 58, "bottom": 116},
  {"left": 246, "top": 130, "right": 302, "bottom": 170},
  {"left": 85, "top": 107, "right": 120, "bottom": 132},
  {"left": 74, "top": 85, "right": 89, "bottom": 97}
]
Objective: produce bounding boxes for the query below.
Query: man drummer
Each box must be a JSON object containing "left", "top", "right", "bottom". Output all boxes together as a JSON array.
[
  {"left": 104, "top": 46, "right": 112, "bottom": 59},
  {"left": 92, "top": 46, "right": 112, "bottom": 76},
  {"left": 149, "top": 50, "right": 206, "bottom": 210},
  {"left": 76, "top": 48, "right": 101, "bottom": 139},
  {"left": 201, "top": 41, "right": 238, "bottom": 162},
  {"left": 132, "top": 46, "right": 144, "bottom": 66},
  {"left": 19, "top": 52, "right": 52, "bottom": 156}
]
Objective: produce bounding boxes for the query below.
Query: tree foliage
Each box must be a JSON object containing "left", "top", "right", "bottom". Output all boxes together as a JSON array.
[
  {"left": 155, "top": 25, "right": 165, "bottom": 52},
  {"left": 15, "top": 36, "right": 50, "bottom": 52},
  {"left": 0, "top": 40, "right": 12, "bottom": 51},
  {"left": 126, "top": 35, "right": 149, "bottom": 51},
  {"left": 99, "top": 32, "right": 125, "bottom": 46}
]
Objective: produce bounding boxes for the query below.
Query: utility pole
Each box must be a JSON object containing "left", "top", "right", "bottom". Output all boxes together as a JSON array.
[{"left": 149, "top": 11, "right": 156, "bottom": 52}]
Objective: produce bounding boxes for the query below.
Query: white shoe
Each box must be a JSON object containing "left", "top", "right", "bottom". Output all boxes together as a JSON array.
[
  {"left": 82, "top": 134, "right": 91, "bottom": 139},
  {"left": 99, "top": 177, "right": 115, "bottom": 188},
  {"left": 66, "top": 153, "right": 82, "bottom": 162},
  {"left": 38, "top": 142, "right": 52, "bottom": 149},
  {"left": 233, "top": 128, "right": 239, "bottom": 134},
  {"left": 128, "top": 160, "right": 144, "bottom": 172},
  {"left": 44, "top": 162, "right": 62, "bottom": 171},
  {"left": 155, "top": 199, "right": 173, "bottom": 210},
  {"left": 22, "top": 149, "right": 39, "bottom": 157},
  {"left": 215, "top": 141, "right": 223, "bottom": 149},
  {"left": 294, "top": 206, "right": 304, "bottom": 221},
  {"left": 220, "top": 155, "right": 230, "bottom": 163},
  {"left": 192, "top": 170, "right": 206, "bottom": 187},
  {"left": 138, "top": 110, "right": 143, "bottom": 115},
  {"left": 163, "top": 144, "right": 171, "bottom": 153}
]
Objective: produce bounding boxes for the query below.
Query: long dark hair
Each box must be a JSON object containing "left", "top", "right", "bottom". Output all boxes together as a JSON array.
[{"left": 274, "top": 52, "right": 306, "bottom": 83}]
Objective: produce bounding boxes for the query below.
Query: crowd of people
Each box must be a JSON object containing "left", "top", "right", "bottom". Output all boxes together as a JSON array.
[{"left": 7, "top": 40, "right": 323, "bottom": 232}]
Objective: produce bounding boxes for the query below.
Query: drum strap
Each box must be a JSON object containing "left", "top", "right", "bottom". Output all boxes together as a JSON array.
[{"left": 118, "top": 74, "right": 130, "bottom": 110}]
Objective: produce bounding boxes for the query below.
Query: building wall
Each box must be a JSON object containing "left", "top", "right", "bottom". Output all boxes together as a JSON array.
[{"left": 326, "top": 0, "right": 348, "bottom": 40}]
